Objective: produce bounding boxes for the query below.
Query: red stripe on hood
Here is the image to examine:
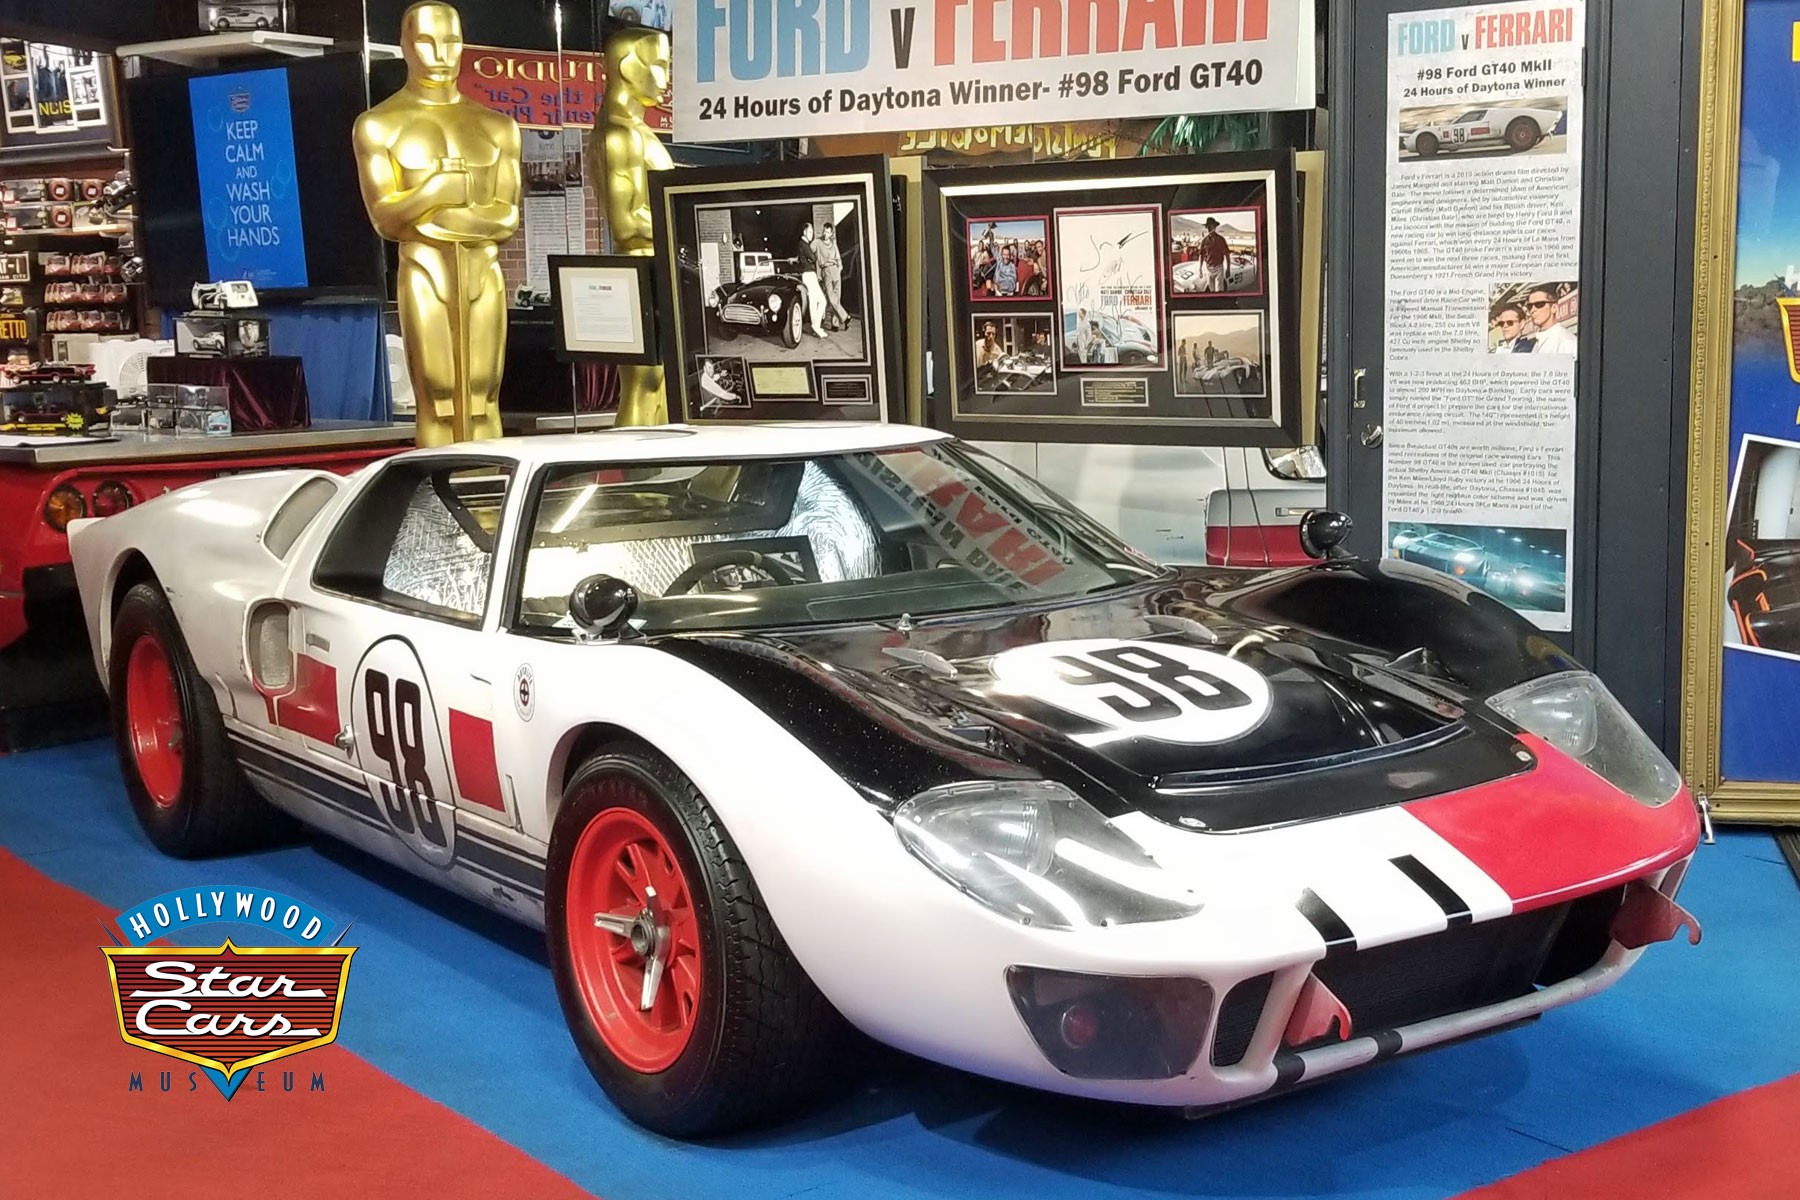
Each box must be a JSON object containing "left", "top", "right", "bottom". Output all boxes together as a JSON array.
[{"left": 1404, "top": 734, "right": 1700, "bottom": 914}]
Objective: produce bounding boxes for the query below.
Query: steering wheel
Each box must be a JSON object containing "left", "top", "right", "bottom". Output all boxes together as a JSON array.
[{"left": 664, "top": 548, "right": 800, "bottom": 596}]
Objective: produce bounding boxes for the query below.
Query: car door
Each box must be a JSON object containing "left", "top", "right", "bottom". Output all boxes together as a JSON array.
[{"left": 260, "top": 455, "right": 524, "bottom": 870}]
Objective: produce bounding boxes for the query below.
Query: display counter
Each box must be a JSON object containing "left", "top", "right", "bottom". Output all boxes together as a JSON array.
[{"left": 0, "top": 421, "right": 413, "bottom": 750}]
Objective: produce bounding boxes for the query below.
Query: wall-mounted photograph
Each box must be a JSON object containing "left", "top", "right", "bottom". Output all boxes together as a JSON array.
[
  {"left": 967, "top": 216, "right": 1049, "bottom": 300},
  {"left": 1170, "top": 208, "right": 1262, "bottom": 296},
  {"left": 653, "top": 157, "right": 901, "bottom": 423},
  {"left": 1172, "top": 312, "right": 1266, "bottom": 403},
  {"left": 1055, "top": 205, "right": 1162, "bottom": 372},
  {"left": 926, "top": 153, "right": 1299, "bottom": 445},
  {"left": 972, "top": 314, "right": 1056, "bottom": 396}
]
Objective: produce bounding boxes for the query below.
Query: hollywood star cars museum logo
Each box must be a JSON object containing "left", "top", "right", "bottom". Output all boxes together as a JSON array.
[{"left": 101, "top": 886, "right": 356, "bottom": 1099}]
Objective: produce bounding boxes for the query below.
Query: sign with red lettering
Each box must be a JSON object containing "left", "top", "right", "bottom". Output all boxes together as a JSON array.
[
  {"left": 458, "top": 44, "right": 672, "bottom": 133},
  {"left": 675, "top": 0, "right": 1314, "bottom": 142},
  {"left": 851, "top": 448, "right": 1070, "bottom": 590},
  {"left": 102, "top": 885, "right": 356, "bottom": 1100}
]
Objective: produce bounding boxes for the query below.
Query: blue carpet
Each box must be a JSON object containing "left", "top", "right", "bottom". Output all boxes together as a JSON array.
[{"left": 3, "top": 739, "right": 1796, "bottom": 1200}]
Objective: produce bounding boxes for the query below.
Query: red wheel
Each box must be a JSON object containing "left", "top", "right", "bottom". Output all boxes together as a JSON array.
[
  {"left": 564, "top": 795, "right": 702, "bottom": 1072},
  {"left": 546, "top": 744, "right": 855, "bottom": 1136},
  {"left": 125, "top": 633, "right": 185, "bottom": 808},
  {"left": 108, "top": 581, "right": 286, "bottom": 857}
]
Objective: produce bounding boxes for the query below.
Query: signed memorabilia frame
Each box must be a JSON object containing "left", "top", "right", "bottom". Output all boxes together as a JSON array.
[
  {"left": 1681, "top": 0, "right": 1800, "bottom": 822},
  {"left": 925, "top": 151, "right": 1300, "bottom": 447},
  {"left": 548, "top": 255, "right": 660, "bottom": 364},
  {"left": 650, "top": 155, "right": 902, "bottom": 425}
]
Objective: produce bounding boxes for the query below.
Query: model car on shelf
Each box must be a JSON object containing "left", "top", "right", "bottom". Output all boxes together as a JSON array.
[
  {"left": 204, "top": 3, "right": 283, "bottom": 32},
  {"left": 709, "top": 254, "right": 808, "bottom": 348},
  {"left": 69, "top": 423, "right": 1701, "bottom": 1137},
  {"left": 1400, "top": 106, "right": 1563, "bottom": 157}
]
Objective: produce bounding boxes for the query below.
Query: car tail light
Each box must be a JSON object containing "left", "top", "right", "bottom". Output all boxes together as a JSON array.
[
  {"left": 92, "top": 480, "right": 135, "bottom": 517},
  {"left": 44, "top": 484, "right": 86, "bottom": 531}
]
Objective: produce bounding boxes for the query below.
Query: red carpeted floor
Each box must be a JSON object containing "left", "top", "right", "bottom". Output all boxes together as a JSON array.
[
  {"left": 1456, "top": 1074, "right": 1800, "bottom": 1200},
  {"left": 0, "top": 848, "right": 599, "bottom": 1200}
]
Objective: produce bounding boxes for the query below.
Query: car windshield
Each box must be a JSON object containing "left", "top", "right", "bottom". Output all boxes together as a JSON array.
[{"left": 511, "top": 441, "right": 1165, "bottom": 637}]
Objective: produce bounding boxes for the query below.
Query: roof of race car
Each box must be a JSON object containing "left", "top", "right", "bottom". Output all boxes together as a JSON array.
[{"left": 402, "top": 422, "right": 951, "bottom": 466}]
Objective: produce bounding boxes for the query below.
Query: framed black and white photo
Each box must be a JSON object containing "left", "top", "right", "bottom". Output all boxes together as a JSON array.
[
  {"left": 926, "top": 153, "right": 1299, "bottom": 446},
  {"left": 548, "top": 255, "right": 660, "bottom": 363},
  {"left": 651, "top": 156, "right": 902, "bottom": 424}
]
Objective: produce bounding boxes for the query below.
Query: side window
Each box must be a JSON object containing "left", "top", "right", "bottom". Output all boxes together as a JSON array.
[
  {"left": 313, "top": 460, "right": 512, "bottom": 623},
  {"left": 263, "top": 476, "right": 341, "bottom": 559}
]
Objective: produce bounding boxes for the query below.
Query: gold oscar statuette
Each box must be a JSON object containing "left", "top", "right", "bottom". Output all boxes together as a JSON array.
[
  {"left": 599, "top": 27, "right": 672, "bottom": 427},
  {"left": 354, "top": 1, "right": 521, "bottom": 447}
]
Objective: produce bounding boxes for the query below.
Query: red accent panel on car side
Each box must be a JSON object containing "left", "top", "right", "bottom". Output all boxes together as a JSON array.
[
  {"left": 1205, "top": 524, "right": 1315, "bottom": 568},
  {"left": 1404, "top": 734, "right": 1701, "bottom": 915},
  {"left": 274, "top": 654, "right": 340, "bottom": 745},
  {"left": 448, "top": 709, "right": 505, "bottom": 811}
]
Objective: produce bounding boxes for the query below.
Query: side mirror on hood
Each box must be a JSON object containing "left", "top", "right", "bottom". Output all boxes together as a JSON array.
[
  {"left": 1299, "top": 510, "right": 1354, "bottom": 560},
  {"left": 569, "top": 574, "right": 639, "bottom": 643}
]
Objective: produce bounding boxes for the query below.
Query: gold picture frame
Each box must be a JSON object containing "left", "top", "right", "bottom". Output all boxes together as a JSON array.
[{"left": 1681, "top": 0, "right": 1800, "bottom": 822}]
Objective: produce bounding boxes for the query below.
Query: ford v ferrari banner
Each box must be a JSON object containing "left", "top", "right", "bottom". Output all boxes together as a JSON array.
[{"left": 674, "top": 0, "right": 1316, "bottom": 141}]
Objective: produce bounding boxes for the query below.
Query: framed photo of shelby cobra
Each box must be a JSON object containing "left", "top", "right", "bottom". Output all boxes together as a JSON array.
[
  {"left": 925, "top": 152, "right": 1300, "bottom": 447},
  {"left": 650, "top": 156, "right": 902, "bottom": 424},
  {"left": 1683, "top": 0, "right": 1800, "bottom": 822}
]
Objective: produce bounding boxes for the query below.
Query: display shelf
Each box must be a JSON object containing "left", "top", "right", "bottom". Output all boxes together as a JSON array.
[
  {"left": 2, "top": 224, "right": 132, "bottom": 240},
  {"left": 115, "top": 31, "right": 335, "bottom": 67}
]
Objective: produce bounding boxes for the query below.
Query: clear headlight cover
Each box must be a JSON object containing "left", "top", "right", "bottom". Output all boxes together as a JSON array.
[
  {"left": 1487, "top": 672, "right": 1683, "bottom": 807},
  {"left": 893, "top": 781, "right": 1202, "bottom": 930}
]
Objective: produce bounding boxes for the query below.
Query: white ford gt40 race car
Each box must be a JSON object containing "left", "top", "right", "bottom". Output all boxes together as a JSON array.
[
  {"left": 1400, "top": 105, "right": 1562, "bottom": 157},
  {"left": 70, "top": 423, "right": 1702, "bottom": 1136}
]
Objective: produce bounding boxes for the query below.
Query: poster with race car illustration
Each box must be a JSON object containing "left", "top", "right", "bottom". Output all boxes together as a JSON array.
[
  {"left": 925, "top": 152, "right": 1299, "bottom": 446},
  {"left": 1055, "top": 206, "right": 1161, "bottom": 373},
  {"left": 652, "top": 157, "right": 902, "bottom": 423}
]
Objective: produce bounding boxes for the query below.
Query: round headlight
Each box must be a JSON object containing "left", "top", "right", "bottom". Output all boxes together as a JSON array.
[
  {"left": 894, "top": 780, "right": 1202, "bottom": 930},
  {"left": 767, "top": 293, "right": 783, "bottom": 312},
  {"left": 44, "top": 484, "right": 86, "bottom": 531},
  {"left": 92, "top": 479, "right": 135, "bottom": 517}
]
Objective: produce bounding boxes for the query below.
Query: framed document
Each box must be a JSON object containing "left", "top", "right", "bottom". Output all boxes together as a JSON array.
[{"left": 549, "top": 255, "right": 660, "bottom": 364}]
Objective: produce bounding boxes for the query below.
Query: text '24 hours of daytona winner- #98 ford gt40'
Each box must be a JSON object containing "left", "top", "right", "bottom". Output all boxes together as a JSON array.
[{"left": 68, "top": 423, "right": 1702, "bottom": 1137}]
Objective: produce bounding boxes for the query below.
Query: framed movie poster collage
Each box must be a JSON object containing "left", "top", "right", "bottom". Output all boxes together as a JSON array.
[
  {"left": 925, "top": 153, "right": 1298, "bottom": 446},
  {"left": 650, "top": 157, "right": 903, "bottom": 424}
]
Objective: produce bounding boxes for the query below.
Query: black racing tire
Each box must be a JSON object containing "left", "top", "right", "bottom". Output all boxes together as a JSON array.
[
  {"left": 1505, "top": 118, "right": 1539, "bottom": 151},
  {"left": 782, "top": 301, "right": 803, "bottom": 348},
  {"left": 108, "top": 582, "right": 287, "bottom": 857},
  {"left": 546, "top": 742, "right": 854, "bottom": 1137},
  {"left": 1414, "top": 132, "right": 1439, "bottom": 158}
]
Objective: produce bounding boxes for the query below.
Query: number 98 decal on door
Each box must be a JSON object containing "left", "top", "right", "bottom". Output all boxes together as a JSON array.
[
  {"left": 989, "top": 639, "right": 1273, "bottom": 746},
  {"left": 352, "top": 637, "right": 457, "bottom": 867}
]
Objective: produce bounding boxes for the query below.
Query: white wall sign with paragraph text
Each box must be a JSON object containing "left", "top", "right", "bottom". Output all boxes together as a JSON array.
[{"left": 674, "top": 0, "right": 1316, "bottom": 142}]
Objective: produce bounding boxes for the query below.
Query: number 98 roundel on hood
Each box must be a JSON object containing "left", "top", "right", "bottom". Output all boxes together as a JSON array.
[{"left": 988, "top": 639, "right": 1273, "bottom": 747}]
